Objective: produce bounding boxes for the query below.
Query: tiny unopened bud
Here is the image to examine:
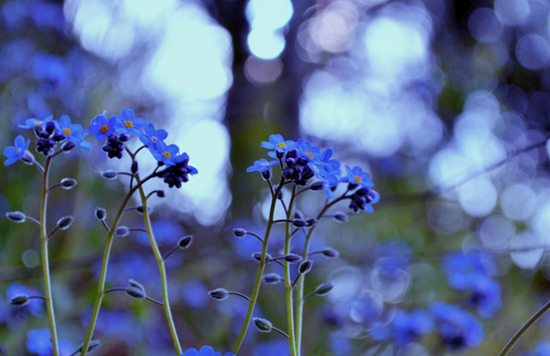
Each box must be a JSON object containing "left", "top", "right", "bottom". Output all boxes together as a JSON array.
[
  {"left": 95, "top": 207, "right": 106, "bottom": 220},
  {"left": 178, "top": 235, "right": 193, "bottom": 249},
  {"left": 156, "top": 190, "right": 166, "bottom": 198},
  {"left": 6, "top": 211, "right": 26, "bottom": 223},
  {"left": 252, "top": 252, "right": 272, "bottom": 262},
  {"left": 128, "top": 279, "right": 145, "bottom": 293},
  {"left": 315, "top": 283, "right": 334, "bottom": 296},
  {"left": 135, "top": 206, "right": 144, "bottom": 214},
  {"left": 277, "top": 190, "right": 284, "bottom": 200},
  {"left": 119, "top": 134, "right": 130, "bottom": 142},
  {"left": 208, "top": 288, "right": 229, "bottom": 301},
  {"left": 8, "top": 294, "right": 29, "bottom": 306},
  {"left": 56, "top": 216, "right": 74, "bottom": 230},
  {"left": 21, "top": 151, "right": 35, "bottom": 165},
  {"left": 125, "top": 286, "right": 145, "bottom": 299},
  {"left": 101, "top": 170, "right": 117, "bottom": 179},
  {"left": 299, "top": 260, "right": 313, "bottom": 275},
  {"left": 284, "top": 254, "right": 302, "bottom": 263},
  {"left": 261, "top": 168, "right": 272, "bottom": 181},
  {"left": 310, "top": 181, "right": 324, "bottom": 191},
  {"left": 253, "top": 317, "right": 273, "bottom": 333},
  {"left": 131, "top": 160, "right": 138, "bottom": 174},
  {"left": 293, "top": 211, "right": 304, "bottom": 220},
  {"left": 233, "top": 228, "right": 247, "bottom": 238},
  {"left": 60, "top": 178, "right": 77, "bottom": 190},
  {"left": 61, "top": 141, "right": 76, "bottom": 152},
  {"left": 292, "top": 219, "right": 307, "bottom": 228},
  {"left": 333, "top": 212, "right": 349, "bottom": 223},
  {"left": 321, "top": 248, "right": 339, "bottom": 259},
  {"left": 263, "top": 273, "right": 283, "bottom": 284},
  {"left": 305, "top": 218, "right": 317, "bottom": 227},
  {"left": 114, "top": 226, "right": 129, "bottom": 237}
]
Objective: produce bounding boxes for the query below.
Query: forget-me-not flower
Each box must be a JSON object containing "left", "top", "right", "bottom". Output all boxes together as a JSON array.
[
  {"left": 180, "top": 346, "right": 234, "bottom": 356},
  {"left": 87, "top": 114, "right": 116, "bottom": 141},
  {"left": 246, "top": 158, "right": 279, "bottom": 173},
  {"left": 54, "top": 115, "right": 84, "bottom": 143},
  {"left": 3, "top": 135, "right": 30, "bottom": 166},
  {"left": 114, "top": 108, "right": 146, "bottom": 136},
  {"left": 261, "top": 134, "right": 296, "bottom": 152},
  {"left": 140, "top": 123, "right": 168, "bottom": 148},
  {"left": 18, "top": 115, "right": 53, "bottom": 129}
]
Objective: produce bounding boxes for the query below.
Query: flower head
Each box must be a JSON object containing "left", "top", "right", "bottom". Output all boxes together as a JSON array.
[
  {"left": 180, "top": 346, "right": 234, "bottom": 356},
  {"left": 54, "top": 115, "right": 84, "bottom": 143},
  {"left": 18, "top": 115, "right": 53, "bottom": 129},
  {"left": 343, "top": 166, "right": 374, "bottom": 188},
  {"left": 158, "top": 152, "right": 198, "bottom": 188},
  {"left": 431, "top": 302, "right": 484, "bottom": 351},
  {"left": 140, "top": 123, "right": 168, "bottom": 147},
  {"left": 3, "top": 135, "right": 30, "bottom": 166},
  {"left": 370, "top": 309, "right": 433, "bottom": 345},
  {"left": 261, "top": 134, "right": 296, "bottom": 153},
  {"left": 87, "top": 115, "right": 116, "bottom": 141},
  {"left": 296, "top": 138, "right": 322, "bottom": 161},
  {"left": 349, "top": 187, "right": 379, "bottom": 213},
  {"left": 114, "top": 108, "right": 146, "bottom": 136},
  {"left": 246, "top": 158, "right": 278, "bottom": 173},
  {"left": 149, "top": 140, "right": 180, "bottom": 166}
]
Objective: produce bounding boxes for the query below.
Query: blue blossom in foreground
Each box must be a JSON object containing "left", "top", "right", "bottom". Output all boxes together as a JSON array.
[
  {"left": 523, "top": 340, "right": 550, "bottom": 356},
  {"left": 18, "top": 115, "right": 53, "bottom": 129},
  {"left": 431, "top": 302, "right": 484, "bottom": 351},
  {"left": 54, "top": 115, "right": 84, "bottom": 143},
  {"left": 180, "top": 346, "right": 234, "bottom": 356},
  {"left": 140, "top": 123, "right": 168, "bottom": 147},
  {"left": 157, "top": 153, "right": 198, "bottom": 188},
  {"left": 3, "top": 135, "right": 30, "bottom": 166},
  {"left": 342, "top": 166, "right": 375, "bottom": 188},
  {"left": 261, "top": 134, "right": 296, "bottom": 153},
  {"left": 87, "top": 114, "right": 116, "bottom": 141},
  {"left": 246, "top": 158, "right": 278, "bottom": 173},
  {"left": 26, "top": 328, "right": 72, "bottom": 356},
  {"left": 149, "top": 140, "right": 179, "bottom": 166},
  {"left": 114, "top": 108, "right": 146, "bottom": 136},
  {"left": 468, "top": 276, "right": 502, "bottom": 318},
  {"left": 370, "top": 309, "right": 433, "bottom": 345}
]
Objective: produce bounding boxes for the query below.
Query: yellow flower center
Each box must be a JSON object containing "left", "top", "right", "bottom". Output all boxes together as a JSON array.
[
  {"left": 163, "top": 152, "right": 171, "bottom": 158},
  {"left": 100, "top": 125, "right": 110, "bottom": 133},
  {"left": 277, "top": 142, "right": 286, "bottom": 148},
  {"left": 34, "top": 121, "right": 42, "bottom": 125},
  {"left": 306, "top": 152, "right": 313, "bottom": 159},
  {"left": 354, "top": 176, "right": 362, "bottom": 183},
  {"left": 63, "top": 128, "right": 72, "bottom": 136},
  {"left": 124, "top": 121, "right": 133, "bottom": 128}
]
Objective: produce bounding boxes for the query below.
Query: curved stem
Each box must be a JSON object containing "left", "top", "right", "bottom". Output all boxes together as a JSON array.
[
  {"left": 498, "top": 299, "right": 550, "bottom": 356},
  {"left": 40, "top": 155, "right": 59, "bottom": 356},
  {"left": 136, "top": 175, "right": 182, "bottom": 354},
  {"left": 284, "top": 185, "right": 298, "bottom": 356},
  {"left": 232, "top": 182, "right": 285, "bottom": 355}
]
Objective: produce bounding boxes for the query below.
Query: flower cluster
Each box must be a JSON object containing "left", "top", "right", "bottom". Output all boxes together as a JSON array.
[
  {"left": 180, "top": 346, "right": 234, "bottom": 356},
  {"left": 431, "top": 302, "right": 484, "bottom": 350},
  {"left": 248, "top": 134, "right": 379, "bottom": 213}
]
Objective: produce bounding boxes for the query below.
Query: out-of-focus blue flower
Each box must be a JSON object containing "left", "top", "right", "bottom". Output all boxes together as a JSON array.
[
  {"left": 431, "top": 302, "right": 484, "bottom": 351},
  {"left": 468, "top": 276, "right": 502, "bottom": 318},
  {"left": 26, "top": 328, "right": 72, "bottom": 356},
  {"left": 81, "top": 308, "right": 140, "bottom": 344},
  {"left": 261, "top": 134, "right": 296, "bottom": 152},
  {"left": 54, "top": 115, "right": 84, "bottom": 143},
  {"left": 246, "top": 158, "right": 279, "bottom": 173},
  {"left": 180, "top": 346, "right": 234, "bottom": 356},
  {"left": 6, "top": 283, "right": 44, "bottom": 319},
  {"left": 523, "top": 340, "right": 550, "bottom": 356},
  {"left": 370, "top": 309, "right": 433, "bottom": 345},
  {"left": 2, "top": 1, "right": 27, "bottom": 30},
  {"left": 28, "top": 2, "right": 64, "bottom": 32},
  {"left": 330, "top": 335, "right": 351, "bottom": 356},
  {"left": 140, "top": 123, "right": 168, "bottom": 148},
  {"left": 114, "top": 108, "right": 146, "bottom": 136},
  {"left": 18, "top": 115, "right": 53, "bottom": 129},
  {"left": 443, "top": 251, "right": 494, "bottom": 290},
  {"left": 182, "top": 279, "right": 209, "bottom": 309},
  {"left": 149, "top": 140, "right": 180, "bottom": 166},
  {"left": 87, "top": 115, "right": 116, "bottom": 141},
  {"left": 253, "top": 339, "right": 290, "bottom": 356},
  {"left": 0, "top": 39, "right": 36, "bottom": 81},
  {"left": 374, "top": 242, "right": 411, "bottom": 276},
  {"left": 3, "top": 135, "right": 30, "bottom": 166},
  {"left": 342, "top": 166, "right": 375, "bottom": 188},
  {"left": 32, "top": 53, "right": 68, "bottom": 89}
]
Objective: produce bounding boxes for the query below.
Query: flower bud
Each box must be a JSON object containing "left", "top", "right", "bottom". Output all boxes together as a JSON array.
[
  {"left": 131, "top": 160, "right": 138, "bottom": 174},
  {"left": 60, "top": 178, "right": 77, "bottom": 190},
  {"left": 208, "top": 288, "right": 229, "bottom": 301},
  {"left": 253, "top": 317, "right": 273, "bottom": 333},
  {"left": 114, "top": 226, "right": 129, "bottom": 237},
  {"left": 135, "top": 206, "right": 144, "bottom": 214},
  {"left": 299, "top": 260, "right": 313, "bottom": 275},
  {"left": 305, "top": 218, "right": 317, "bottom": 227},
  {"left": 261, "top": 168, "right": 272, "bottom": 181},
  {"left": 263, "top": 273, "right": 283, "bottom": 284},
  {"left": 128, "top": 279, "right": 145, "bottom": 294},
  {"left": 284, "top": 254, "right": 302, "bottom": 263},
  {"left": 156, "top": 190, "right": 166, "bottom": 198},
  {"left": 21, "top": 151, "right": 35, "bottom": 165},
  {"left": 178, "top": 235, "right": 193, "bottom": 249},
  {"left": 233, "top": 228, "right": 247, "bottom": 238},
  {"left": 6, "top": 211, "right": 26, "bottom": 223},
  {"left": 293, "top": 211, "right": 304, "bottom": 220},
  {"left": 252, "top": 252, "right": 272, "bottom": 262},
  {"left": 310, "top": 181, "right": 324, "bottom": 191},
  {"left": 333, "top": 212, "right": 348, "bottom": 223},
  {"left": 119, "top": 134, "right": 130, "bottom": 142},
  {"left": 8, "top": 294, "right": 29, "bottom": 306},
  {"left": 292, "top": 219, "right": 307, "bottom": 228},
  {"left": 125, "top": 286, "right": 145, "bottom": 299},
  {"left": 61, "top": 141, "right": 76, "bottom": 152},
  {"left": 101, "top": 170, "right": 117, "bottom": 179},
  {"left": 277, "top": 190, "right": 284, "bottom": 200},
  {"left": 321, "top": 248, "right": 339, "bottom": 259},
  {"left": 56, "top": 216, "right": 74, "bottom": 231},
  {"left": 315, "top": 283, "right": 334, "bottom": 297},
  {"left": 95, "top": 207, "right": 106, "bottom": 220}
]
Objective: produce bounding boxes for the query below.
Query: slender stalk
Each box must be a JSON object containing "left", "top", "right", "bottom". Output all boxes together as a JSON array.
[
  {"left": 498, "top": 299, "right": 550, "bottom": 356},
  {"left": 232, "top": 182, "right": 285, "bottom": 355},
  {"left": 284, "top": 185, "right": 298, "bottom": 356},
  {"left": 295, "top": 196, "right": 347, "bottom": 354},
  {"left": 135, "top": 175, "right": 183, "bottom": 354},
  {"left": 40, "top": 156, "right": 60, "bottom": 356}
]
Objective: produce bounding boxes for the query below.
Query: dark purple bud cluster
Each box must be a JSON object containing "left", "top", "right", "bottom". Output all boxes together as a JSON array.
[
  {"left": 157, "top": 154, "right": 196, "bottom": 189},
  {"left": 282, "top": 148, "right": 314, "bottom": 186},
  {"left": 349, "top": 187, "right": 380, "bottom": 213},
  {"left": 35, "top": 121, "right": 59, "bottom": 156},
  {"left": 102, "top": 134, "right": 125, "bottom": 159}
]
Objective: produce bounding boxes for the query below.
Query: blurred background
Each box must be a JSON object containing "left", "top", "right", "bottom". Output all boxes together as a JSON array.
[{"left": 2, "top": 0, "right": 550, "bottom": 355}]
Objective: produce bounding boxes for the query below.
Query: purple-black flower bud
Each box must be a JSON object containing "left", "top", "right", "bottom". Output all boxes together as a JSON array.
[
  {"left": 56, "top": 216, "right": 74, "bottom": 231},
  {"left": 21, "top": 151, "right": 35, "bottom": 165},
  {"left": 8, "top": 294, "right": 29, "bottom": 306},
  {"left": 208, "top": 288, "right": 229, "bottom": 301},
  {"left": 315, "top": 283, "right": 333, "bottom": 296},
  {"left": 252, "top": 252, "right": 272, "bottom": 262},
  {"left": 156, "top": 190, "right": 166, "bottom": 198},
  {"left": 39, "top": 130, "right": 51, "bottom": 139},
  {"left": 263, "top": 273, "right": 283, "bottom": 284},
  {"left": 95, "top": 207, "right": 106, "bottom": 220},
  {"left": 333, "top": 212, "right": 348, "bottom": 223},
  {"left": 321, "top": 248, "right": 339, "bottom": 259},
  {"left": 128, "top": 279, "right": 145, "bottom": 293},
  {"left": 284, "top": 254, "right": 302, "bottom": 263},
  {"left": 305, "top": 218, "right": 317, "bottom": 227},
  {"left": 6, "top": 211, "right": 26, "bottom": 223},
  {"left": 125, "top": 286, "right": 145, "bottom": 299},
  {"left": 61, "top": 141, "right": 76, "bottom": 152},
  {"left": 52, "top": 132, "right": 65, "bottom": 142},
  {"left": 253, "top": 317, "right": 273, "bottom": 333},
  {"left": 261, "top": 167, "right": 272, "bottom": 181},
  {"left": 131, "top": 160, "right": 138, "bottom": 174},
  {"left": 293, "top": 211, "right": 304, "bottom": 220},
  {"left": 45, "top": 121, "right": 56, "bottom": 134},
  {"left": 287, "top": 148, "right": 298, "bottom": 158},
  {"left": 114, "top": 226, "right": 129, "bottom": 237},
  {"left": 178, "top": 235, "right": 193, "bottom": 249},
  {"left": 310, "top": 181, "right": 324, "bottom": 191},
  {"left": 119, "top": 134, "right": 130, "bottom": 142},
  {"left": 299, "top": 260, "right": 313, "bottom": 275},
  {"left": 233, "top": 228, "right": 247, "bottom": 238},
  {"left": 292, "top": 219, "right": 307, "bottom": 227},
  {"left": 101, "top": 170, "right": 117, "bottom": 180},
  {"left": 60, "top": 178, "right": 77, "bottom": 190}
]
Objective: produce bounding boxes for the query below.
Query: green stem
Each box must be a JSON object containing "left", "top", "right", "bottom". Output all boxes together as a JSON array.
[
  {"left": 295, "top": 196, "right": 346, "bottom": 355},
  {"left": 41, "top": 156, "right": 60, "bottom": 356},
  {"left": 232, "top": 182, "right": 285, "bottom": 355},
  {"left": 136, "top": 174, "right": 183, "bottom": 354},
  {"left": 284, "top": 186, "right": 297, "bottom": 356},
  {"left": 498, "top": 298, "right": 550, "bottom": 356}
]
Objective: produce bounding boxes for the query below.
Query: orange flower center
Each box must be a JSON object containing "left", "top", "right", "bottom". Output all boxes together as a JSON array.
[
  {"left": 124, "top": 121, "right": 133, "bottom": 128},
  {"left": 354, "top": 176, "right": 362, "bottom": 183},
  {"left": 63, "top": 128, "right": 72, "bottom": 136},
  {"left": 306, "top": 152, "right": 313, "bottom": 159},
  {"left": 34, "top": 121, "right": 42, "bottom": 125},
  {"left": 163, "top": 152, "right": 171, "bottom": 158},
  {"left": 100, "top": 125, "right": 110, "bottom": 133},
  {"left": 277, "top": 142, "right": 286, "bottom": 148}
]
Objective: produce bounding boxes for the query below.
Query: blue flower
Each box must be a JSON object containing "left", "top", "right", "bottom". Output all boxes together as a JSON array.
[
  {"left": 87, "top": 114, "right": 116, "bottom": 141},
  {"left": 431, "top": 302, "right": 484, "bottom": 351},
  {"left": 296, "top": 138, "right": 322, "bottom": 161},
  {"left": 319, "top": 148, "right": 340, "bottom": 171},
  {"left": 114, "top": 108, "right": 146, "bottom": 136},
  {"left": 342, "top": 166, "right": 374, "bottom": 188},
  {"left": 140, "top": 123, "right": 168, "bottom": 147},
  {"left": 246, "top": 158, "right": 279, "bottom": 173},
  {"left": 149, "top": 140, "right": 180, "bottom": 166},
  {"left": 261, "top": 134, "right": 296, "bottom": 152},
  {"left": 180, "top": 346, "right": 234, "bottom": 356},
  {"left": 370, "top": 309, "right": 433, "bottom": 345},
  {"left": 524, "top": 340, "right": 550, "bottom": 356},
  {"left": 18, "top": 115, "right": 53, "bottom": 129},
  {"left": 157, "top": 153, "right": 198, "bottom": 188},
  {"left": 443, "top": 251, "right": 495, "bottom": 291},
  {"left": 3, "top": 135, "right": 30, "bottom": 166},
  {"left": 54, "top": 115, "right": 84, "bottom": 143},
  {"left": 26, "top": 328, "right": 72, "bottom": 356},
  {"left": 468, "top": 276, "right": 501, "bottom": 318}
]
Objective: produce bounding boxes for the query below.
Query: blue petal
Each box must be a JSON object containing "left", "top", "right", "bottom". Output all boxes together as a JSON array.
[{"left": 121, "top": 108, "right": 134, "bottom": 121}]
